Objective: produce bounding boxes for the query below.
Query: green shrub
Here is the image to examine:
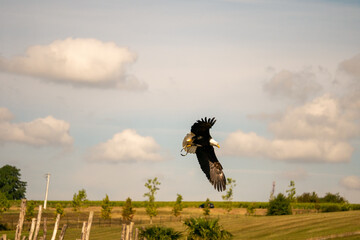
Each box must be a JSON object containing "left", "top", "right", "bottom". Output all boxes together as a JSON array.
[
  {"left": 55, "top": 203, "right": 65, "bottom": 217},
  {"left": 267, "top": 193, "right": 292, "bottom": 216},
  {"left": 139, "top": 226, "right": 182, "bottom": 240},
  {"left": 101, "top": 194, "right": 112, "bottom": 219},
  {"left": 122, "top": 197, "right": 135, "bottom": 224},
  {"left": 184, "top": 217, "right": 232, "bottom": 240},
  {"left": 351, "top": 204, "right": 360, "bottom": 210},
  {"left": 25, "top": 201, "right": 36, "bottom": 221},
  {"left": 246, "top": 203, "right": 255, "bottom": 216},
  {"left": 340, "top": 203, "right": 351, "bottom": 211},
  {"left": 320, "top": 204, "right": 341, "bottom": 212}
]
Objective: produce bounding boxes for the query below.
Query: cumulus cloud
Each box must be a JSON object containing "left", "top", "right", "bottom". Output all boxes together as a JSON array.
[
  {"left": 269, "top": 95, "right": 360, "bottom": 140},
  {"left": 224, "top": 54, "right": 360, "bottom": 163},
  {"left": 263, "top": 68, "right": 323, "bottom": 102},
  {"left": 0, "top": 38, "right": 147, "bottom": 90},
  {"left": 340, "top": 176, "right": 360, "bottom": 190},
  {"left": 0, "top": 107, "right": 14, "bottom": 122},
  {"left": 339, "top": 53, "right": 360, "bottom": 80},
  {"left": 87, "top": 129, "right": 164, "bottom": 163},
  {"left": 0, "top": 107, "right": 73, "bottom": 147},
  {"left": 223, "top": 130, "right": 353, "bottom": 162},
  {"left": 224, "top": 92, "right": 360, "bottom": 163},
  {"left": 223, "top": 94, "right": 357, "bottom": 162}
]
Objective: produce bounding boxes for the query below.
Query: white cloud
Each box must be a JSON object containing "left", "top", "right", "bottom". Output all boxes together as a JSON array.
[
  {"left": 223, "top": 94, "right": 358, "bottom": 163},
  {"left": 223, "top": 130, "right": 353, "bottom": 162},
  {"left": 263, "top": 68, "right": 322, "bottom": 102},
  {"left": 340, "top": 176, "right": 360, "bottom": 190},
  {"left": 0, "top": 108, "right": 73, "bottom": 147},
  {"left": 87, "top": 129, "right": 164, "bottom": 163},
  {"left": 0, "top": 38, "right": 147, "bottom": 90},
  {"left": 0, "top": 107, "right": 14, "bottom": 122},
  {"left": 225, "top": 57, "right": 360, "bottom": 164},
  {"left": 269, "top": 95, "right": 360, "bottom": 140},
  {"left": 339, "top": 53, "right": 360, "bottom": 80}
]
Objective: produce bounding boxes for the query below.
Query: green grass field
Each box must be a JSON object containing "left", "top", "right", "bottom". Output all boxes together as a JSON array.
[{"left": 1, "top": 206, "right": 359, "bottom": 239}]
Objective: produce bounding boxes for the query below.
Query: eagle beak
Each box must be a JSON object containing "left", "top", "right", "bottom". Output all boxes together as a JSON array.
[{"left": 209, "top": 138, "right": 220, "bottom": 148}]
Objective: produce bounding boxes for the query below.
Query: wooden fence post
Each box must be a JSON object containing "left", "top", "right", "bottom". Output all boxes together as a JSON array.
[
  {"left": 33, "top": 205, "right": 42, "bottom": 240},
  {"left": 125, "top": 224, "right": 130, "bottom": 240},
  {"left": 80, "top": 222, "right": 87, "bottom": 240},
  {"left": 58, "top": 224, "right": 67, "bottom": 240},
  {"left": 43, "top": 217, "right": 47, "bottom": 240},
  {"left": 50, "top": 214, "right": 61, "bottom": 240},
  {"left": 85, "top": 211, "right": 94, "bottom": 240},
  {"left": 121, "top": 224, "right": 126, "bottom": 240},
  {"left": 29, "top": 218, "right": 36, "bottom": 240},
  {"left": 129, "top": 222, "right": 134, "bottom": 240},
  {"left": 15, "top": 199, "right": 27, "bottom": 240}
]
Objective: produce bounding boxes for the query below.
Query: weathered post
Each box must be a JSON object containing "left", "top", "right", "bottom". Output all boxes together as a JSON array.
[
  {"left": 121, "top": 224, "right": 126, "bottom": 240},
  {"left": 43, "top": 218, "right": 47, "bottom": 240},
  {"left": 80, "top": 222, "right": 87, "bottom": 240},
  {"left": 50, "top": 214, "right": 61, "bottom": 240},
  {"left": 58, "top": 224, "right": 68, "bottom": 240},
  {"left": 85, "top": 211, "right": 94, "bottom": 240},
  {"left": 29, "top": 218, "right": 36, "bottom": 240},
  {"left": 15, "top": 199, "right": 27, "bottom": 240},
  {"left": 125, "top": 224, "right": 130, "bottom": 240},
  {"left": 33, "top": 205, "right": 43, "bottom": 240},
  {"left": 134, "top": 228, "right": 139, "bottom": 240},
  {"left": 42, "top": 218, "right": 47, "bottom": 240},
  {"left": 129, "top": 222, "right": 134, "bottom": 240}
]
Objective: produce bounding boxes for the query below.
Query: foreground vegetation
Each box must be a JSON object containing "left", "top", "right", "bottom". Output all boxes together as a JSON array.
[{"left": 1, "top": 207, "right": 359, "bottom": 239}]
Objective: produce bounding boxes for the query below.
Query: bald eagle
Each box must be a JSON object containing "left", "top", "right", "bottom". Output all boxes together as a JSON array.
[{"left": 182, "top": 117, "right": 226, "bottom": 191}]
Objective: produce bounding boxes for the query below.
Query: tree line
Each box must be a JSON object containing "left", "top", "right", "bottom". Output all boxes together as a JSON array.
[{"left": 0, "top": 164, "right": 353, "bottom": 218}]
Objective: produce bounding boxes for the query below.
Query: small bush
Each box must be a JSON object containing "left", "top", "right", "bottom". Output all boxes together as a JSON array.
[
  {"left": 139, "top": 226, "right": 182, "bottom": 240},
  {"left": 55, "top": 203, "right": 65, "bottom": 217},
  {"left": 246, "top": 203, "right": 255, "bottom": 216},
  {"left": 267, "top": 193, "right": 292, "bottom": 216},
  {"left": 184, "top": 217, "right": 232, "bottom": 240},
  {"left": 341, "top": 203, "right": 351, "bottom": 211},
  {"left": 351, "top": 204, "right": 360, "bottom": 210},
  {"left": 320, "top": 204, "right": 341, "bottom": 212},
  {"left": 26, "top": 201, "right": 36, "bottom": 221},
  {"left": 122, "top": 197, "right": 135, "bottom": 224}
]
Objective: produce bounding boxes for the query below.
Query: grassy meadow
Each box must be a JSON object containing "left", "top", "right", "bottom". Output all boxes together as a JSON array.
[{"left": 0, "top": 204, "right": 359, "bottom": 239}]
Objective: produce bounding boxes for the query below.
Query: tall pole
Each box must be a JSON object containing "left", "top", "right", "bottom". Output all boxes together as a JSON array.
[
  {"left": 270, "top": 181, "right": 276, "bottom": 200},
  {"left": 44, "top": 173, "right": 50, "bottom": 209}
]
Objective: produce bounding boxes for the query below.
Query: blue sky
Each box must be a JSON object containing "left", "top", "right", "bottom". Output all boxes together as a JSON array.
[{"left": 1, "top": 0, "right": 360, "bottom": 203}]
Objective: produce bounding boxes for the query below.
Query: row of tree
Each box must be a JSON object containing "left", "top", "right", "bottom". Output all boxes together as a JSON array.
[
  {"left": 283, "top": 180, "right": 348, "bottom": 203},
  {"left": 66, "top": 177, "right": 231, "bottom": 223},
  {"left": 267, "top": 181, "right": 349, "bottom": 216},
  {"left": 0, "top": 164, "right": 349, "bottom": 218}
]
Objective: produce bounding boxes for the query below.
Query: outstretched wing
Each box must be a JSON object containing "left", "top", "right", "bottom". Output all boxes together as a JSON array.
[
  {"left": 191, "top": 117, "right": 216, "bottom": 138},
  {"left": 196, "top": 146, "right": 226, "bottom": 192}
]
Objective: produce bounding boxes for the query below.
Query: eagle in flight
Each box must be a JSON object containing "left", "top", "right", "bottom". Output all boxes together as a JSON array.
[{"left": 182, "top": 117, "right": 226, "bottom": 191}]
